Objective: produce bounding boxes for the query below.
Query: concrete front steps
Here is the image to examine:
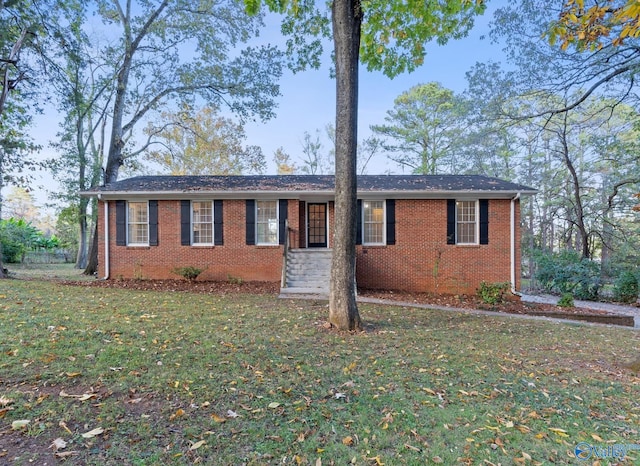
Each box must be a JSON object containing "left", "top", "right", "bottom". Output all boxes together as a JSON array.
[{"left": 279, "top": 249, "right": 332, "bottom": 297}]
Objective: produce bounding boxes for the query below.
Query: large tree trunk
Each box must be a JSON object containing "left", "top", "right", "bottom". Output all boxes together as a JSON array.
[
  {"left": 75, "top": 197, "right": 88, "bottom": 269},
  {"left": 84, "top": 17, "right": 133, "bottom": 273},
  {"left": 329, "top": 0, "right": 362, "bottom": 331},
  {"left": 84, "top": 222, "right": 98, "bottom": 275}
]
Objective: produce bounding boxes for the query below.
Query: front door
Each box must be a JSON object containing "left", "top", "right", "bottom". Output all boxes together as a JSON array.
[{"left": 307, "top": 203, "right": 327, "bottom": 248}]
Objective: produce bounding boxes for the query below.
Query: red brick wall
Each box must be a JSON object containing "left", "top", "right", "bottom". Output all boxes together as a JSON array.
[
  {"left": 98, "top": 198, "right": 521, "bottom": 295},
  {"left": 99, "top": 200, "right": 283, "bottom": 282},
  {"left": 355, "top": 199, "right": 520, "bottom": 295}
]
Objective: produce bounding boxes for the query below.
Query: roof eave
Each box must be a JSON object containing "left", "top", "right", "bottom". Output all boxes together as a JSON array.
[{"left": 81, "top": 188, "right": 538, "bottom": 200}]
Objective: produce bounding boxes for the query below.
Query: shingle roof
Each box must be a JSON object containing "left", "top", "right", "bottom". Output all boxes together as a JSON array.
[{"left": 82, "top": 175, "right": 536, "bottom": 198}]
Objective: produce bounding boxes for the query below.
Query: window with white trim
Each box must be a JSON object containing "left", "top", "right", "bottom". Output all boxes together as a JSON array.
[
  {"left": 192, "top": 201, "right": 213, "bottom": 245},
  {"left": 363, "top": 200, "right": 385, "bottom": 245},
  {"left": 256, "top": 200, "right": 278, "bottom": 245},
  {"left": 127, "top": 201, "right": 149, "bottom": 245},
  {"left": 456, "top": 200, "right": 478, "bottom": 244}
]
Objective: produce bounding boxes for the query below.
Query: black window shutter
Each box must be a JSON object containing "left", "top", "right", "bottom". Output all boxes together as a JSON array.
[
  {"left": 446, "top": 199, "right": 456, "bottom": 245},
  {"left": 356, "top": 199, "right": 362, "bottom": 245},
  {"left": 149, "top": 200, "right": 158, "bottom": 246},
  {"left": 214, "top": 200, "right": 224, "bottom": 246},
  {"left": 386, "top": 199, "right": 396, "bottom": 245},
  {"left": 180, "top": 200, "right": 191, "bottom": 246},
  {"left": 479, "top": 199, "right": 489, "bottom": 245},
  {"left": 278, "top": 199, "right": 288, "bottom": 245},
  {"left": 246, "top": 200, "right": 255, "bottom": 245},
  {"left": 116, "top": 200, "right": 126, "bottom": 246}
]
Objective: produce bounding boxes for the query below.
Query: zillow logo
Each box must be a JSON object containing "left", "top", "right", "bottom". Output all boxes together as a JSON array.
[
  {"left": 575, "top": 442, "right": 640, "bottom": 461},
  {"left": 574, "top": 442, "right": 593, "bottom": 460}
]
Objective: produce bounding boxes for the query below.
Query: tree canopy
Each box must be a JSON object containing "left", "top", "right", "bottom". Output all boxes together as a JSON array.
[
  {"left": 371, "top": 82, "right": 467, "bottom": 174},
  {"left": 144, "top": 106, "right": 266, "bottom": 176},
  {"left": 550, "top": 0, "right": 640, "bottom": 50}
]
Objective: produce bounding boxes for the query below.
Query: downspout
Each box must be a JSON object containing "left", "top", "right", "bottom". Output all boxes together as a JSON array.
[
  {"left": 99, "top": 195, "right": 110, "bottom": 280},
  {"left": 510, "top": 192, "right": 521, "bottom": 296}
]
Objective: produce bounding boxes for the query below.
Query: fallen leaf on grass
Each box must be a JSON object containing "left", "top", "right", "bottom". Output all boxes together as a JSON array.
[
  {"left": 367, "top": 456, "right": 384, "bottom": 465},
  {"left": 66, "top": 372, "right": 82, "bottom": 378},
  {"left": 548, "top": 427, "right": 569, "bottom": 437},
  {"left": 342, "top": 436, "right": 354, "bottom": 446},
  {"left": 11, "top": 420, "right": 30, "bottom": 430},
  {"left": 591, "top": 433, "right": 604, "bottom": 442},
  {"left": 49, "top": 438, "right": 67, "bottom": 451},
  {"left": 81, "top": 427, "right": 104, "bottom": 439},
  {"left": 59, "top": 421, "right": 73, "bottom": 434},
  {"left": 59, "top": 391, "right": 96, "bottom": 401},
  {"left": 169, "top": 408, "right": 185, "bottom": 420},
  {"left": 0, "top": 396, "right": 14, "bottom": 407},
  {"left": 55, "top": 451, "right": 79, "bottom": 459},
  {"left": 0, "top": 407, "right": 13, "bottom": 418},
  {"left": 268, "top": 402, "right": 281, "bottom": 409},
  {"left": 189, "top": 440, "right": 206, "bottom": 451},
  {"left": 226, "top": 410, "right": 239, "bottom": 418},
  {"left": 211, "top": 413, "right": 226, "bottom": 423}
]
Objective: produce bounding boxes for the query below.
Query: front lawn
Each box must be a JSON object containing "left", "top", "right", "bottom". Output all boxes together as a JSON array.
[{"left": 0, "top": 279, "right": 639, "bottom": 465}]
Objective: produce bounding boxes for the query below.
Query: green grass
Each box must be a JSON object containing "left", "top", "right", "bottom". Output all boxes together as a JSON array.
[
  {"left": 1, "top": 279, "right": 639, "bottom": 465},
  {"left": 7, "top": 262, "right": 94, "bottom": 281}
]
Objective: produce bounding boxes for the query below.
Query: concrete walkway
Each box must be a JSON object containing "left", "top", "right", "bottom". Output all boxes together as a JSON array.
[{"left": 521, "top": 293, "right": 640, "bottom": 318}]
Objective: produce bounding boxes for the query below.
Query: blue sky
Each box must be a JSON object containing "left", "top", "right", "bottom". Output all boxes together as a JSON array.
[
  {"left": 244, "top": 6, "right": 501, "bottom": 174},
  {"left": 24, "top": 2, "right": 506, "bottom": 211}
]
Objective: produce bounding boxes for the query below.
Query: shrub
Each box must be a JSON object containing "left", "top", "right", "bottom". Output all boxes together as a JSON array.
[
  {"left": 172, "top": 266, "right": 206, "bottom": 281},
  {"left": 557, "top": 293, "right": 574, "bottom": 308},
  {"left": 227, "top": 274, "right": 243, "bottom": 285},
  {"left": 533, "top": 250, "right": 601, "bottom": 300},
  {"left": 477, "top": 281, "right": 510, "bottom": 305},
  {"left": 0, "top": 218, "right": 36, "bottom": 263},
  {"left": 613, "top": 271, "right": 639, "bottom": 304}
]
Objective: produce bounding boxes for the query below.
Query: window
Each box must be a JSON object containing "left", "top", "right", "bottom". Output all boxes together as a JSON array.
[
  {"left": 127, "top": 201, "right": 149, "bottom": 245},
  {"left": 256, "top": 200, "right": 278, "bottom": 245},
  {"left": 363, "top": 200, "right": 385, "bottom": 245},
  {"left": 456, "top": 200, "right": 478, "bottom": 244},
  {"left": 192, "top": 201, "right": 213, "bottom": 245}
]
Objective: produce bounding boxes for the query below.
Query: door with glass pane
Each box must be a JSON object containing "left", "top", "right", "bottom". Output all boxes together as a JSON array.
[{"left": 307, "top": 203, "right": 327, "bottom": 248}]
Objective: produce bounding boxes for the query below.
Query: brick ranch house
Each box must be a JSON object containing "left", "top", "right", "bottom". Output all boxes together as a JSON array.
[{"left": 81, "top": 175, "right": 536, "bottom": 296}]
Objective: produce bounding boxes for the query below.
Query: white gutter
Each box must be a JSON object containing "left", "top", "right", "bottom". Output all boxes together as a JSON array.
[
  {"left": 100, "top": 196, "right": 110, "bottom": 280},
  {"left": 510, "top": 192, "right": 521, "bottom": 296}
]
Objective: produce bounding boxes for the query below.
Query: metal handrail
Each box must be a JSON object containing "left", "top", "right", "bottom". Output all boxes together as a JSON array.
[{"left": 281, "top": 219, "right": 290, "bottom": 288}]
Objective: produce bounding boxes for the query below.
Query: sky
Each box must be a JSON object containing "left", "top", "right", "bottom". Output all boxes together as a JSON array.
[
  {"left": 243, "top": 6, "right": 502, "bottom": 174},
  {"left": 21, "top": 2, "right": 507, "bottom": 215}
]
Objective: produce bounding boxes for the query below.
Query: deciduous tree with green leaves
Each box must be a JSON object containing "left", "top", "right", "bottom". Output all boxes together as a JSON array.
[
  {"left": 46, "top": 1, "right": 111, "bottom": 270},
  {"left": 83, "top": 0, "right": 284, "bottom": 275},
  {"left": 0, "top": 0, "right": 52, "bottom": 277},
  {"left": 245, "top": 0, "right": 486, "bottom": 330}
]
